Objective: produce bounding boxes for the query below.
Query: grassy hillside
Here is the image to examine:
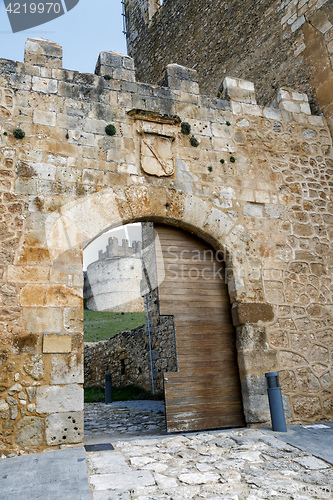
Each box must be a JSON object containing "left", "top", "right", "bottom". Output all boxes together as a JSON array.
[
  {"left": 84, "top": 385, "right": 164, "bottom": 403},
  {"left": 84, "top": 309, "right": 146, "bottom": 342}
]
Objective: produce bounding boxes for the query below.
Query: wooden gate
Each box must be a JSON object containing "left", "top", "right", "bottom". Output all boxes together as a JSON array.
[{"left": 154, "top": 224, "right": 245, "bottom": 432}]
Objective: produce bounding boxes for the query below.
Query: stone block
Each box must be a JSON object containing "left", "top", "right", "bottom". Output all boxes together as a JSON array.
[
  {"left": 291, "top": 15, "right": 305, "bottom": 32},
  {"left": 63, "top": 306, "right": 83, "bottom": 333},
  {"left": 32, "top": 76, "right": 58, "bottom": 94},
  {"left": 242, "top": 394, "right": 271, "bottom": 423},
  {"left": 15, "top": 416, "right": 44, "bottom": 446},
  {"left": 243, "top": 202, "right": 263, "bottom": 217},
  {"left": 23, "top": 307, "right": 63, "bottom": 334},
  {"left": 45, "top": 411, "right": 83, "bottom": 445},
  {"left": 7, "top": 265, "right": 49, "bottom": 283},
  {"left": 14, "top": 178, "right": 38, "bottom": 195},
  {"left": 24, "top": 38, "right": 62, "bottom": 68},
  {"left": 241, "top": 103, "right": 262, "bottom": 116},
  {"left": 221, "top": 77, "right": 257, "bottom": 104},
  {"left": 36, "top": 384, "right": 83, "bottom": 414},
  {"left": 279, "top": 100, "right": 301, "bottom": 113},
  {"left": 89, "top": 471, "right": 155, "bottom": 491},
  {"left": 12, "top": 334, "right": 39, "bottom": 354},
  {"left": 240, "top": 373, "right": 267, "bottom": 396},
  {"left": 309, "top": 10, "right": 332, "bottom": 34},
  {"left": 292, "top": 91, "right": 308, "bottom": 102},
  {"left": 43, "top": 333, "right": 72, "bottom": 353},
  {"left": 162, "top": 64, "right": 199, "bottom": 93},
  {"left": 265, "top": 204, "right": 285, "bottom": 218},
  {"left": 33, "top": 110, "right": 56, "bottom": 127},
  {"left": 50, "top": 354, "right": 83, "bottom": 384},
  {"left": 87, "top": 451, "right": 133, "bottom": 474},
  {"left": 263, "top": 108, "right": 282, "bottom": 121},
  {"left": 204, "top": 208, "right": 234, "bottom": 241},
  {"left": 243, "top": 394, "right": 291, "bottom": 423},
  {"left": 232, "top": 303, "right": 275, "bottom": 326},
  {"left": 95, "top": 51, "right": 135, "bottom": 81},
  {"left": 236, "top": 324, "right": 267, "bottom": 350},
  {"left": 299, "top": 102, "right": 311, "bottom": 114}
]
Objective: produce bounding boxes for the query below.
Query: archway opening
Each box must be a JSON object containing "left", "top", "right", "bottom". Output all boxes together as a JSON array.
[
  {"left": 81, "top": 217, "right": 244, "bottom": 442},
  {"left": 82, "top": 222, "right": 174, "bottom": 442}
]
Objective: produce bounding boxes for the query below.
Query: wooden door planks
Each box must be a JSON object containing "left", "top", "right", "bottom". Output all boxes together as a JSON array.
[{"left": 154, "top": 224, "right": 245, "bottom": 433}]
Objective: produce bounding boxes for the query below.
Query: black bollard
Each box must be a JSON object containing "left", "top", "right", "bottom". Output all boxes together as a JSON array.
[
  {"left": 265, "top": 372, "right": 287, "bottom": 432},
  {"left": 105, "top": 373, "right": 112, "bottom": 404}
]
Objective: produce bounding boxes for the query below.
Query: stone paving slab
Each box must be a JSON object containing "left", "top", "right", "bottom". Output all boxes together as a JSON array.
[
  {"left": 86, "top": 428, "right": 333, "bottom": 500},
  {"left": 265, "top": 422, "right": 333, "bottom": 465},
  {"left": 84, "top": 402, "right": 166, "bottom": 444},
  {"left": 0, "top": 447, "right": 91, "bottom": 500}
]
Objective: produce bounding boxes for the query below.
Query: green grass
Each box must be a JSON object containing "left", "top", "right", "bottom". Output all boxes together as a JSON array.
[
  {"left": 84, "top": 310, "right": 146, "bottom": 342},
  {"left": 84, "top": 385, "right": 164, "bottom": 403}
]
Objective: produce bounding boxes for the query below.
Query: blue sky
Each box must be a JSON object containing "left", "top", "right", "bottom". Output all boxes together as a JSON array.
[{"left": 0, "top": 0, "right": 127, "bottom": 73}]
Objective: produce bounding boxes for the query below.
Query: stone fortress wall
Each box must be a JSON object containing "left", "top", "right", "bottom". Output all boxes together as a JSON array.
[
  {"left": 84, "top": 312, "right": 176, "bottom": 392},
  {"left": 125, "top": 0, "right": 333, "bottom": 133},
  {"left": 0, "top": 26, "right": 331, "bottom": 454},
  {"left": 84, "top": 235, "right": 144, "bottom": 312}
]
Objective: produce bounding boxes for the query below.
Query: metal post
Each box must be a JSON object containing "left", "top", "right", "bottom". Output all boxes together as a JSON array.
[
  {"left": 265, "top": 372, "right": 287, "bottom": 432},
  {"left": 105, "top": 373, "right": 112, "bottom": 404}
]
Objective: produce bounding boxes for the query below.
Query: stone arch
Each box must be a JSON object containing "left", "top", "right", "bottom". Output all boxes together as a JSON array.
[
  {"left": 42, "top": 182, "right": 277, "bottom": 426},
  {"left": 46, "top": 183, "right": 258, "bottom": 307}
]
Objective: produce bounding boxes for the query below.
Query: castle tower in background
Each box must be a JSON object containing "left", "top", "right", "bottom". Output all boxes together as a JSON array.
[
  {"left": 84, "top": 236, "right": 144, "bottom": 312},
  {"left": 125, "top": 0, "right": 333, "bottom": 135}
]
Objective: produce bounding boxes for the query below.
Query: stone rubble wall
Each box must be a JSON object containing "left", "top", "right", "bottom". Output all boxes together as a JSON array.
[
  {"left": 84, "top": 315, "right": 177, "bottom": 392},
  {"left": 125, "top": 0, "right": 333, "bottom": 132},
  {"left": 0, "top": 37, "right": 331, "bottom": 455}
]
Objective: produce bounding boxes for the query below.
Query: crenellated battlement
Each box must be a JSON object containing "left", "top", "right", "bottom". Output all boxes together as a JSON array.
[
  {"left": 98, "top": 237, "right": 142, "bottom": 261},
  {"left": 0, "top": 37, "right": 322, "bottom": 125},
  {"left": 124, "top": 0, "right": 333, "bottom": 136}
]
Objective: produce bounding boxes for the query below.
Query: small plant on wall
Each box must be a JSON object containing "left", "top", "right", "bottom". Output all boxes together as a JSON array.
[
  {"left": 181, "top": 122, "right": 191, "bottom": 135},
  {"left": 190, "top": 136, "right": 199, "bottom": 147},
  {"left": 13, "top": 128, "right": 25, "bottom": 139},
  {"left": 105, "top": 124, "right": 117, "bottom": 136}
]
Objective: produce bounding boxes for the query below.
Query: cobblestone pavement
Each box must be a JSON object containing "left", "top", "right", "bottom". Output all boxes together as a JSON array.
[
  {"left": 84, "top": 402, "right": 166, "bottom": 443},
  {"left": 85, "top": 425, "right": 333, "bottom": 500}
]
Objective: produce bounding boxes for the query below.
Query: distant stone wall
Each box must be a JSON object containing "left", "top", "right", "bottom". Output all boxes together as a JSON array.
[
  {"left": 84, "top": 315, "right": 176, "bottom": 391},
  {"left": 85, "top": 237, "right": 144, "bottom": 312}
]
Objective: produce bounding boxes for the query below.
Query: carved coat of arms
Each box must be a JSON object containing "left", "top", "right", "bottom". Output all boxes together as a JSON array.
[
  {"left": 127, "top": 109, "right": 180, "bottom": 177},
  {"left": 140, "top": 133, "right": 175, "bottom": 177}
]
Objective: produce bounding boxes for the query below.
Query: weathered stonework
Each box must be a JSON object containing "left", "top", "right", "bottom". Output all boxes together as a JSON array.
[
  {"left": 0, "top": 34, "right": 331, "bottom": 454},
  {"left": 125, "top": 0, "right": 333, "bottom": 133},
  {"left": 84, "top": 316, "right": 176, "bottom": 392}
]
